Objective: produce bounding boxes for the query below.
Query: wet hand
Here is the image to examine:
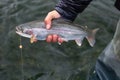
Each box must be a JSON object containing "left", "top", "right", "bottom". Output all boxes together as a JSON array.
[
  {"left": 46, "top": 34, "right": 64, "bottom": 44},
  {"left": 44, "top": 10, "right": 64, "bottom": 44}
]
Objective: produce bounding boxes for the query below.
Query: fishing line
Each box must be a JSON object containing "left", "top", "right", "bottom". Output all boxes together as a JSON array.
[{"left": 19, "top": 36, "right": 24, "bottom": 80}]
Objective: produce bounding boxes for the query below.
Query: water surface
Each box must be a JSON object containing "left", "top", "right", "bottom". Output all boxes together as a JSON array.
[{"left": 0, "top": 0, "right": 120, "bottom": 80}]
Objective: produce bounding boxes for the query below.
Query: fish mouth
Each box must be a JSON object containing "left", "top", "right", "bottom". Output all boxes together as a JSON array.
[{"left": 16, "top": 25, "right": 24, "bottom": 36}]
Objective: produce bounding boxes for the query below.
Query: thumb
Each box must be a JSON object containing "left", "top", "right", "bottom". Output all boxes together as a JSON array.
[
  {"left": 44, "top": 13, "right": 53, "bottom": 30},
  {"left": 44, "top": 10, "right": 61, "bottom": 30}
]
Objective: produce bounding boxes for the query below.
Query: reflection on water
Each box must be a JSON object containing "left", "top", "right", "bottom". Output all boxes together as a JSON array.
[{"left": 0, "top": 0, "right": 120, "bottom": 80}]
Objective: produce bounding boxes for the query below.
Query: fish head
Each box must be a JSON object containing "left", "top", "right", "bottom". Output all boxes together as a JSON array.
[{"left": 16, "top": 24, "right": 33, "bottom": 38}]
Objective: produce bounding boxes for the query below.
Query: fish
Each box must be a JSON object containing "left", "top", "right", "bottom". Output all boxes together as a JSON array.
[{"left": 16, "top": 19, "right": 99, "bottom": 47}]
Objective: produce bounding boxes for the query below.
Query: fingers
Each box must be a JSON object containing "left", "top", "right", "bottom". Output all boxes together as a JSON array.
[
  {"left": 52, "top": 34, "right": 58, "bottom": 42},
  {"left": 46, "top": 35, "right": 53, "bottom": 43},
  {"left": 46, "top": 34, "right": 64, "bottom": 44},
  {"left": 46, "top": 34, "right": 59, "bottom": 43}
]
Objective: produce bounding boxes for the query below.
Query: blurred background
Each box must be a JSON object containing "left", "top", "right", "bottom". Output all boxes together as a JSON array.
[{"left": 0, "top": 0, "right": 120, "bottom": 80}]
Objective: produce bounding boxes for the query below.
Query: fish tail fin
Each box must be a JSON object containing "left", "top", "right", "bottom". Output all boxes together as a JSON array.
[{"left": 86, "top": 28, "right": 99, "bottom": 47}]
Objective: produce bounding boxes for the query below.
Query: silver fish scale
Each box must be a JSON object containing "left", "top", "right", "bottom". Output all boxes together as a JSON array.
[
  {"left": 31, "top": 27, "right": 87, "bottom": 41},
  {"left": 26, "top": 20, "right": 88, "bottom": 37}
]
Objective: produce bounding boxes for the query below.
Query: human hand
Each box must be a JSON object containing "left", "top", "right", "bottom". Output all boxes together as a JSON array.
[{"left": 44, "top": 10, "right": 64, "bottom": 44}]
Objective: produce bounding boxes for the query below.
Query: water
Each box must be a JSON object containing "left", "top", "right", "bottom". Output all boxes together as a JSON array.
[{"left": 0, "top": 0, "right": 120, "bottom": 80}]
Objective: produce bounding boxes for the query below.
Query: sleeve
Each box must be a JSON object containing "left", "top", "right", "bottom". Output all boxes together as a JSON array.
[
  {"left": 114, "top": 0, "right": 120, "bottom": 11},
  {"left": 55, "top": 0, "right": 93, "bottom": 21}
]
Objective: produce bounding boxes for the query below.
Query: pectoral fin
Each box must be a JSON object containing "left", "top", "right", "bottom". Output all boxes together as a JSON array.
[{"left": 30, "top": 34, "right": 37, "bottom": 43}]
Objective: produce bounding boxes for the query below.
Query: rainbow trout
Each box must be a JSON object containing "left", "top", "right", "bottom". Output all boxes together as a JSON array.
[{"left": 16, "top": 19, "right": 99, "bottom": 47}]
